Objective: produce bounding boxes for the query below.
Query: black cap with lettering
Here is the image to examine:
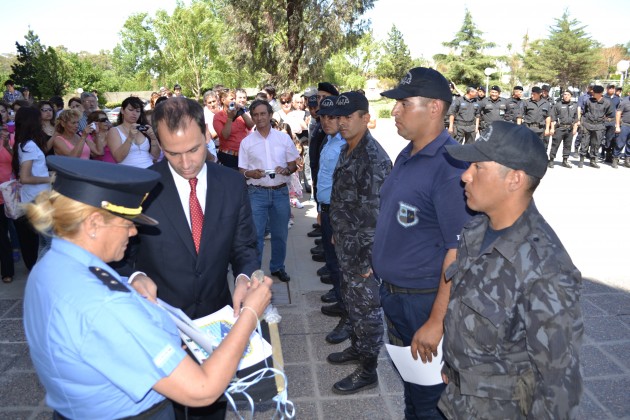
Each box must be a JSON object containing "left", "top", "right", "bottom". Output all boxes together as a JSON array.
[{"left": 380, "top": 67, "right": 452, "bottom": 104}]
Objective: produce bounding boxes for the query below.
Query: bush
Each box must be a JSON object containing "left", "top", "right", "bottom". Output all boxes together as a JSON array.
[
  {"left": 378, "top": 108, "right": 392, "bottom": 119},
  {"left": 105, "top": 102, "right": 122, "bottom": 109}
]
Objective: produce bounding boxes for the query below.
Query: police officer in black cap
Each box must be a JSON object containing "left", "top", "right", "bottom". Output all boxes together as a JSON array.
[
  {"left": 520, "top": 87, "right": 551, "bottom": 149},
  {"left": 505, "top": 86, "right": 525, "bottom": 123},
  {"left": 578, "top": 85, "right": 615, "bottom": 168},
  {"left": 549, "top": 90, "right": 579, "bottom": 168},
  {"left": 447, "top": 87, "right": 479, "bottom": 144},
  {"left": 477, "top": 85, "right": 507, "bottom": 133}
]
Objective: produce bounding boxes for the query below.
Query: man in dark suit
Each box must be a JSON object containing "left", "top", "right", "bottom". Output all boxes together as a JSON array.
[{"left": 133, "top": 97, "right": 259, "bottom": 419}]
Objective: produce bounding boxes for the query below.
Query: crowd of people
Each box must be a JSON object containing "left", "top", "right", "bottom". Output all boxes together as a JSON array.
[
  {"left": 4, "top": 69, "right": 586, "bottom": 420},
  {"left": 447, "top": 81, "right": 630, "bottom": 169}
]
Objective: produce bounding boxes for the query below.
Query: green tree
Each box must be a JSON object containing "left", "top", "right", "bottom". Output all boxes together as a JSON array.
[
  {"left": 36, "top": 47, "right": 68, "bottom": 97},
  {"left": 522, "top": 11, "right": 597, "bottom": 88},
  {"left": 433, "top": 9, "right": 496, "bottom": 87},
  {"left": 10, "top": 30, "right": 45, "bottom": 98},
  {"left": 323, "top": 31, "right": 380, "bottom": 90},
  {"left": 375, "top": 25, "right": 412, "bottom": 80},
  {"left": 224, "top": 0, "right": 375, "bottom": 88}
]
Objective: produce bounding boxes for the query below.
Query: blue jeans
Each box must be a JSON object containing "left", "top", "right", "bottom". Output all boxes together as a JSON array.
[
  {"left": 380, "top": 284, "right": 446, "bottom": 420},
  {"left": 320, "top": 208, "right": 343, "bottom": 308},
  {"left": 248, "top": 185, "right": 290, "bottom": 273},
  {"left": 614, "top": 125, "right": 630, "bottom": 158}
]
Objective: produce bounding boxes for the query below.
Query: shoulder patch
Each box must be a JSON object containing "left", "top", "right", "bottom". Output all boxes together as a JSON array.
[
  {"left": 89, "top": 266, "right": 130, "bottom": 293},
  {"left": 397, "top": 201, "right": 419, "bottom": 228}
]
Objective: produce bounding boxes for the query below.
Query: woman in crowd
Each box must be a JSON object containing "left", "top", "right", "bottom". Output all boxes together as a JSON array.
[
  {"left": 272, "top": 92, "right": 307, "bottom": 139},
  {"left": 0, "top": 126, "right": 15, "bottom": 283},
  {"left": 68, "top": 97, "right": 83, "bottom": 114},
  {"left": 106, "top": 96, "right": 159, "bottom": 168},
  {"left": 148, "top": 92, "right": 160, "bottom": 110},
  {"left": 23, "top": 156, "right": 272, "bottom": 419},
  {"left": 87, "top": 110, "right": 115, "bottom": 163},
  {"left": 39, "top": 100, "right": 57, "bottom": 154},
  {"left": 213, "top": 89, "right": 254, "bottom": 169},
  {"left": 203, "top": 90, "right": 220, "bottom": 144},
  {"left": 53, "top": 110, "right": 101, "bottom": 159},
  {"left": 11, "top": 107, "right": 54, "bottom": 270}
]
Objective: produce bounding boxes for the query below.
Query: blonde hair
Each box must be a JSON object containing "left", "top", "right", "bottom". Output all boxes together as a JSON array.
[
  {"left": 27, "top": 190, "right": 115, "bottom": 238},
  {"left": 55, "top": 109, "right": 81, "bottom": 134}
]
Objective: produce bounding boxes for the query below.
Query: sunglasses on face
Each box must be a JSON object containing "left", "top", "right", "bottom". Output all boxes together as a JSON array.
[
  {"left": 97, "top": 117, "right": 109, "bottom": 122},
  {"left": 281, "top": 100, "right": 291, "bottom": 105}
]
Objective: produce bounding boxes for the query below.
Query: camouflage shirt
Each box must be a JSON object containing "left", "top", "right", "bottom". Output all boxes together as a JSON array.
[
  {"left": 439, "top": 201, "right": 583, "bottom": 419},
  {"left": 330, "top": 130, "right": 392, "bottom": 275}
]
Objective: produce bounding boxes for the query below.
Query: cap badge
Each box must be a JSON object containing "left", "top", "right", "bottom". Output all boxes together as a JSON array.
[
  {"left": 478, "top": 125, "right": 493, "bottom": 142},
  {"left": 336, "top": 95, "right": 349, "bottom": 106},
  {"left": 401, "top": 72, "right": 413, "bottom": 85}
]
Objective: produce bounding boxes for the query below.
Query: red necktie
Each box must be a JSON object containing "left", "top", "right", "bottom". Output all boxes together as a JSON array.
[{"left": 189, "top": 177, "right": 203, "bottom": 253}]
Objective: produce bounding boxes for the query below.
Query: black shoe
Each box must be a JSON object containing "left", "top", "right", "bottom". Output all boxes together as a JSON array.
[
  {"left": 321, "top": 302, "right": 344, "bottom": 317},
  {"left": 312, "top": 253, "right": 326, "bottom": 262},
  {"left": 317, "top": 265, "right": 329, "bottom": 276},
  {"left": 332, "top": 358, "right": 378, "bottom": 395},
  {"left": 310, "top": 244, "right": 324, "bottom": 255},
  {"left": 312, "top": 223, "right": 320, "bottom": 229},
  {"left": 271, "top": 270, "right": 290, "bottom": 282},
  {"left": 314, "top": 238, "right": 322, "bottom": 245},
  {"left": 321, "top": 289, "right": 338, "bottom": 303},
  {"left": 320, "top": 274, "right": 332, "bottom": 284},
  {"left": 547, "top": 160, "right": 554, "bottom": 168},
  {"left": 327, "top": 347, "right": 361, "bottom": 365},
  {"left": 326, "top": 317, "right": 351, "bottom": 344},
  {"left": 307, "top": 227, "right": 322, "bottom": 238}
]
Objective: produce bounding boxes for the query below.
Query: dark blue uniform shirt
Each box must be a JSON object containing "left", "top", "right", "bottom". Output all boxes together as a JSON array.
[{"left": 372, "top": 130, "right": 472, "bottom": 289}]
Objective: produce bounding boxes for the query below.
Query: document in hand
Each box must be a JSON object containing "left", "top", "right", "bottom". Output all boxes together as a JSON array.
[
  {"left": 158, "top": 300, "right": 272, "bottom": 370},
  {"left": 385, "top": 338, "right": 444, "bottom": 386}
]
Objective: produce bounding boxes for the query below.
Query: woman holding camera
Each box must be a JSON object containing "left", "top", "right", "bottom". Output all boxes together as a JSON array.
[
  {"left": 106, "top": 97, "right": 159, "bottom": 168},
  {"left": 53, "top": 110, "right": 101, "bottom": 160},
  {"left": 213, "top": 89, "right": 254, "bottom": 169}
]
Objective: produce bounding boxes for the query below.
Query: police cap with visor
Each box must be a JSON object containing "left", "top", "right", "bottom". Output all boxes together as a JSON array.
[{"left": 46, "top": 156, "right": 161, "bottom": 226}]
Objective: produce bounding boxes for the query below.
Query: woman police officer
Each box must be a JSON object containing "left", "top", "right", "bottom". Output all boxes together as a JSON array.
[{"left": 23, "top": 156, "right": 272, "bottom": 419}]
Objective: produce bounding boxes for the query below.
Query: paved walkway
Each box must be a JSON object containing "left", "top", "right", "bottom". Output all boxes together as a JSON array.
[{"left": 1, "top": 119, "right": 629, "bottom": 419}]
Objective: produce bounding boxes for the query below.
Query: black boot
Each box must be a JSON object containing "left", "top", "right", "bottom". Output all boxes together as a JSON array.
[
  {"left": 332, "top": 356, "right": 378, "bottom": 395},
  {"left": 578, "top": 155, "right": 584, "bottom": 168},
  {"left": 624, "top": 158, "right": 630, "bottom": 168},
  {"left": 590, "top": 157, "right": 600, "bottom": 168},
  {"left": 327, "top": 346, "right": 361, "bottom": 365},
  {"left": 325, "top": 316, "right": 351, "bottom": 344},
  {"left": 547, "top": 159, "right": 554, "bottom": 169},
  {"left": 562, "top": 158, "right": 572, "bottom": 168}
]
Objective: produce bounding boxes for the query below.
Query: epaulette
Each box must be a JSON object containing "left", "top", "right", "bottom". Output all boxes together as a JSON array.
[{"left": 89, "top": 266, "right": 130, "bottom": 293}]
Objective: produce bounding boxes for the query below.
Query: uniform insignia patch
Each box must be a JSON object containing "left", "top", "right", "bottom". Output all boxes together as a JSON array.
[
  {"left": 397, "top": 202, "right": 419, "bottom": 228},
  {"left": 478, "top": 124, "right": 493, "bottom": 142},
  {"left": 401, "top": 72, "right": 413, "bottom": 85},
  {"left": 89, "top": 266, "right": 130, "bottom": 292}
]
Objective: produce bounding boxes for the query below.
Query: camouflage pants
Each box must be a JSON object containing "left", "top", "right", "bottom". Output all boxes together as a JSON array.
[
  {"left": 341, "top": 271, "right": 383, "bottom": 359},
  {"left": 438, "top": 381, "right": 526, "bottom": 420}
]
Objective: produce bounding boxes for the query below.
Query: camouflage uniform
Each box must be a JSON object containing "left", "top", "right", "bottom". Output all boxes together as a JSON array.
[
  {"left": 330, "top": 130, "right": 392, "bottom": 358},
  {"left": 439, "top": 201, "right": 583, "bottom": 419}
]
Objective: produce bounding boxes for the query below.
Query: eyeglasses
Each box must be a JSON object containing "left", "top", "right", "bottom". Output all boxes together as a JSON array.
[
  {"left": 280, "top": 100, "right": 291, "bottom": 105},
  {"left": 40, "top": 108, "right": 53, "bottom": 112},
  {"left": 97, "top": 117, "right": 109, "bottom": 122}
]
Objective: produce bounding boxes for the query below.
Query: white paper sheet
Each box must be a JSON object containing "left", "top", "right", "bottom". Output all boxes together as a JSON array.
[{"left": 385, "top": 338, "right": 444, "bottom": 386}]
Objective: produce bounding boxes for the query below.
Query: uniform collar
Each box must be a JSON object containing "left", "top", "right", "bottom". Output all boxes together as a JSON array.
[
  {"left": 401, "top": 129, "right": 450, "bottom": 159},
  {"left": 50, "top": 237, "right": 120, "bottom": 279}
]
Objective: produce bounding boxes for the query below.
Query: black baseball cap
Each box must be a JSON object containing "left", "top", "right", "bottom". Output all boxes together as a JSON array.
[
  {"left": 445, "top": 121, "right": 548, "bottom": 179},
  {"left": 331, "top": 92, "right": 369, "bottom": 116},
  {"left": 592, "top": 85, "right": 604, "bottom": 94},
  {"left": 490, "top": 85, "right": 501, "bottom": 92},
  {"left": 318, "top": 82, "right": 339, "bottom": 96},
  {"left": 477, "top": 86, "right": 486, "bottom": 92},
  {"left": 47, "top": 156, "right": 161, "bottom": 225},
  {"left": 513, "top": 86, "right": 523, "bottom": 91},
  {"left": 307, "top": 95, "right": 319, "bottom": 107},
  {"left": 541, "top": 84, "right": 550, "bottom": 91},
  {"left": 531, "top": 86, "right": 542, "bottom": 94},
  {"left": 317, "top": 96, "right": 338, "bottom": 116},
  {"left": 381, "top": 67, "right": 452, "bottom": 104}
]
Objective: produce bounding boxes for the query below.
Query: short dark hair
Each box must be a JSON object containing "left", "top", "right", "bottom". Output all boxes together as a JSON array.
[
  {"left": 68, "top": 97, "right": 81, "bottom": 108},
  {"left": 49, "top": 95, "right": 64, "bottom": 110},
  {"left": 249, "top": 99, "right": 273, "bottom": 115},
  {"left": 152, "top": 97, "right": 205, "bottom": 142},
  {"left": 262, "top": 84, "right": 276, "bottom": 98},
  {"left": 4, "top": 80, "right": 14, "bottom": 87}
]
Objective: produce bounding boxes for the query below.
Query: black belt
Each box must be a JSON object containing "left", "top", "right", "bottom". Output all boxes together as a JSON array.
[
  {"left": 54, "top": 399, "right": 172, "bottom": 420},
  {"left": 249, "top": 183, "right": 287, "bottom": 190},
  {"left": 557, "top": 124, "right": 573, "bottom": 128},
  {"left": 320, "top": 203, "right": 330, "bottom": 212},
  {"left": 383, "top": 281, "right": 438, "bottom": 295}
]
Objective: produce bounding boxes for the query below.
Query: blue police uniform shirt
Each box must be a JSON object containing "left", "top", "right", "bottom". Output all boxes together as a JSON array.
[
  {"left": 24, "top": 238, "right": 187, "bottom": 419},
  {"left": 316, "top": 132, "right": 345, "bottom": 204},
  {"left": 372, "top": 130, "right": 472, "bottom": 289}
]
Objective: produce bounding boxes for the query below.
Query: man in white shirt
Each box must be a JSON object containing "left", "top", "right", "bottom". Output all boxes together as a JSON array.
[{"left": 239, "top": 99, "right": 300, "bottom": 282}]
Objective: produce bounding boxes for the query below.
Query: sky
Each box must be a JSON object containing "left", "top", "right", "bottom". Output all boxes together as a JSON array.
[{"left": 2, "top": 0, "right": 629, "bottom": 61}]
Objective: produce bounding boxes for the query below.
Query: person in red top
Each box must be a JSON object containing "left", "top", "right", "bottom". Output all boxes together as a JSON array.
[
  {"left": 0, "top": 126, "right": 14, "bottom": 283},
  {"left": 213, "top": 89, "right": 254, "bottom": 169}
]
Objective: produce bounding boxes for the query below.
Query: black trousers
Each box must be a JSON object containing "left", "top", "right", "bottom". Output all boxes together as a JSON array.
[
  {"left": 550, "top": 127, "right": 573, "bottom": 159},
  {"left": 14, "top": 215, "right": 39, "bottom": 270}
]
